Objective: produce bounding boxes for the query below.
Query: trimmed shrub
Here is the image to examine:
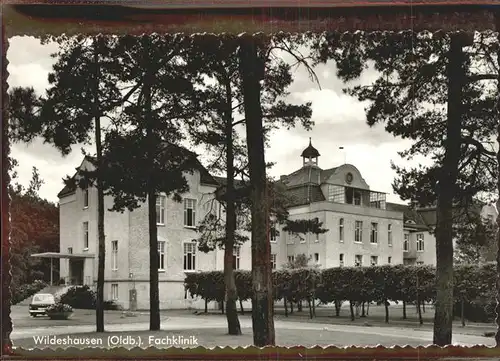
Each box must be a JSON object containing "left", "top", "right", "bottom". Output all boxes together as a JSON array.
[
  {"left": 59, "top": 285, "right": 96, "bottom": 309},
  {"left": 184, "top": 263, "right": 496, "bottom": 322}
]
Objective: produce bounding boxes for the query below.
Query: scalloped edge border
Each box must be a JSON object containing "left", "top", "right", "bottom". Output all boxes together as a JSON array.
[{"left": 3, "top": 3, "right": 500, "bottom": 359}]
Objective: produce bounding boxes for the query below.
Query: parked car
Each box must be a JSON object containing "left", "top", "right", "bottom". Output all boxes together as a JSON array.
[{"left": 29, "top": 293, "right": 56, "bottom": 317}]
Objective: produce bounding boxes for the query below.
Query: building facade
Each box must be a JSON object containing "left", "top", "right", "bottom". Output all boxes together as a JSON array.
[
  {"left": 271, "top": 140, "right": 404, "bottom": 269},
  {"left": 57, "top": 157, "right": 251, "bottom": 310}
]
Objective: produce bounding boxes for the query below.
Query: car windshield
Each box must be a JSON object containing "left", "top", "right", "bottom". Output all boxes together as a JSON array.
[{"left": 33, "top": 294, "right": 54, "bottom": 303}]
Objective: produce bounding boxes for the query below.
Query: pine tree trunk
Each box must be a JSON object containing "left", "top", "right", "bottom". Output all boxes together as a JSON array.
[
  {"left": 361, "top": 302, "right": 366, "bottom": 317},
  {"left": 335, "top": 300, "right": 340, "bottom": 316},
  {"left": 403, "top": 300, "right": 407, "bottom": 319},
  {"left": 223, "top": 73, "right": 242, "bottom": 336},
  {"left": 495, "top": 18, "right": 500, "bottom": 347},
  {"left": 308, "top": 298, "right": 313, "bottom": 319},
  {"left": 239, "top": 37, "right": 275, "bottom": 347},
  {"left": 240, "top": 299, "right": 244, "bottom": 315},
  {"left": 418, "top": 299, "right": 424, "bottom": 325},
  {"left": 384, "top": 300, "right": 389, "bottom": 323},
  {"left": 461, "top": 298, "right": 465, "bottom": 327},
  {"left": 290, "top": 301, "right": 294, "bottom": 314},
  {"left": 284, "top": 297, "right": 288, "bottom": 317},
  {"left": 93, "top": 36, "right": 105, "bottom": 333},
  {"left": 144, "top": 39, "right": 160, "bottom": 331},
  {"left": 423, "top": 302, "right": 426, "bottom": 313},
  {"left": 366, "top": 301, "right": 370, "bottom": 316},
  {"left": 147, "top": 190, "right": 160, "bottom": 330},
  {"left": 205, "top": 299, "right": 208, "bottom": 313},
  {"left": 349, "top": 301, "right": 355, "bottom": 321},
  {"left": 312, "top": 294, "right": 316, "bottom": 317},
  {"left": 433, "top": 33, "right": 467, "bottom": 346}
]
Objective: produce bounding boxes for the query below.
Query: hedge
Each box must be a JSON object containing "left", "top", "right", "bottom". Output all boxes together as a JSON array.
[
  {"left": 184, "top": 264, "right": 497, "bottom": 323},
  {"left": 11, "top": 280, "right": 48, "bottom": 305},
  {"left": 59, "top": 285, "right": 122, "bottom": 310}
]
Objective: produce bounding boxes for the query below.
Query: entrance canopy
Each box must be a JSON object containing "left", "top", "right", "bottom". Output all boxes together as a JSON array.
[{"left": 31, "top": 252, "right": 95, "bottom": 259}]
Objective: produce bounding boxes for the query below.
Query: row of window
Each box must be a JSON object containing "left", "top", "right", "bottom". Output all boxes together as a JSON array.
[
  {"left": 156, "top": 196, "right": 197, "bottom": 228},
  {"left": 83, "top": 192, "right": 199, "bottom": 228},
  {"left": 104, "top": 240, "right": 242, "bottom": 272}
]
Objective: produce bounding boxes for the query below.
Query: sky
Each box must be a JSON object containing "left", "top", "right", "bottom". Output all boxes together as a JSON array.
[{"left": 7, "top": 35, "right": 427, "bottom": 205}]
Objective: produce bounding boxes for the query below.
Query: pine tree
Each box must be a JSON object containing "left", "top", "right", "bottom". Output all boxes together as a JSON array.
[{"left": 313, "top": 31, "right": 498, "bottom": 346}]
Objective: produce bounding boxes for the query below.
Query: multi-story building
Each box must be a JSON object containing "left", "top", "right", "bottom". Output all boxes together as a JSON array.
[
  {"left": 55, "top": 156, "right": 251, "bottom": 310},
  {"left": 271, "top": 140, "right": 405, "bottom": 269}
]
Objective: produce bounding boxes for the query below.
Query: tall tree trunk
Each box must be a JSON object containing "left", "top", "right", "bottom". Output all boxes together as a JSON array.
[
  {"left": 240, "top": 299, "right": 245, "bottom": 315},
  {"left": 93, "top": 36, "right": 105, "bottom": 333},
  {"left": 433, "top": 33, "right": 467, "bottom": 346},
  {"left": 334, "top": 300, "right": 340, "bottom": 316},
  {"left": 384, "top": 300, "right": 389, "bottom": 323},
  {"left": 349, "top": 301, "right": 355, "bottom": 321},
  {"left": 144, "top": 39, "right": 160, "bottom": 331},
  {"left": 418, "top": 299, "right": 424, "bottom": 325},
  {"left": 239, "top": 37, "right": 275, "bottom": 347},
  {"left": 495, "top": 17, "right": 500, "bottom": 347},
  {"left": 403, "top": 300, "right": 407, "bottom": 319},
  {"left": 284, "top": 297, "right": 288, "bottom": 317},
  {"left": 366, "top": 301, "right": 370, "bottom": 316},
  {"left": 461, "top": 298, "right": 466, "bottom": 327},
  {"left": 361, "top": 302, "right": 366, "bottom": 317},
  {"left": 224, "top": 85, "right": 242, "bottom": 335}
]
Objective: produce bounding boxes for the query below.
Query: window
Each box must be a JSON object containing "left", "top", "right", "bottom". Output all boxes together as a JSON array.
[
  {"left": 339, "top": 218, "right": 344, "bottom": 242},
  {"left": 83, "top": 222, "right": 89, "bottom": 249},
  {"left": 339, "top": 253, "right": 344, "bottom": 267},
  {"left": 416, "top": 233, "right": 424, "bottom": 251},
  {"left": 83, "top": 188, "right": 89, "bottom": 208},
  {"left": 156, "top": 195, "right": 166, "bottom": 225},
  {"left": 183, "top": 241, "right": 196, "bottom": 271},
  {"left": 111, "top": 240, "right": 118, "bottom": 271},
  {"left": 111, "top": 284, "right": 118, "bottom": 300},
  {"left": 388, "top": 256, "right": 392, "bottom": 264},
  {"left": 314, "top": 253, "right": 320, "bottom": 264},
  {"left": 388, "top": 224, "right": 393, "bottom": 246},
  {"left": 403, "top": 234, "right": 409, "bottom": 251},
  {"left": 287, "top": 255, "right": 295, "bottom": 263},
  {"left": 270, "top": 223, "right": 277, "bottom": 243},
  {"left": 354, "top": 221, "right": 363, "bottom": 243},
  {"left": 158, "top": 241, "right": 166, "bottom": 270},
  {"left": 345, "top": 187, "right": 362, "bottom": 205},
  {"left": 67, "top": 247, "right": 73, "bottom": 254},
  {"left": 184, "top": 198, "right": 197, "bottom": 227},
  {"left": 232, "top": 246, "right": 240, "bottom": 270},
  {"left": 270, "top": 253, "right": 277, "bottom": 270},
  {"left": 354, "top": 191, "right": 361, "bottom": 205},
  {"left": 328, "top": 185, "right": 345, "bottom": 203},
  {"left": 355, "top": 254, "right": 362, "bottom": 267},
  {"left": 370, "top": 223, "right": 378, "bottom": 244},
  {"left": 370, "top": 256, "right": 378, "bottom": 266}
]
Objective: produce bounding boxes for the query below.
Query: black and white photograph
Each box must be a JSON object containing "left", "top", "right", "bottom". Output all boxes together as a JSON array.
[{"left": 5, "top": 29, "right": 500, "bottom": 350}]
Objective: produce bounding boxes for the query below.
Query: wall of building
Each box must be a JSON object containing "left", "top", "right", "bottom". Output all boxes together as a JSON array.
[{"left": 404, "top": 230, "right": 436, "bottom": 266}]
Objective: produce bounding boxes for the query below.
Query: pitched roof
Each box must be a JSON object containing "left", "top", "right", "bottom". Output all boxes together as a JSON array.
[
  {"left": 386, "top": 202, "right": 430, "bottom": 229},
  {"left": 57, "top": 153, "right": 219, "bottom": 199}
]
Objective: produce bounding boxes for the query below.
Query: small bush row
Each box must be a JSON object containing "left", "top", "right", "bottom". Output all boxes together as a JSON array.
[{"left": 184, "top": 264, "right": 497, "bottom": 322}]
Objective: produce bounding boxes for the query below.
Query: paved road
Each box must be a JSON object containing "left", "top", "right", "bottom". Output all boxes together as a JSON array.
[{"left": 10, "top": 310, "right": 495, "bottom": 347}]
